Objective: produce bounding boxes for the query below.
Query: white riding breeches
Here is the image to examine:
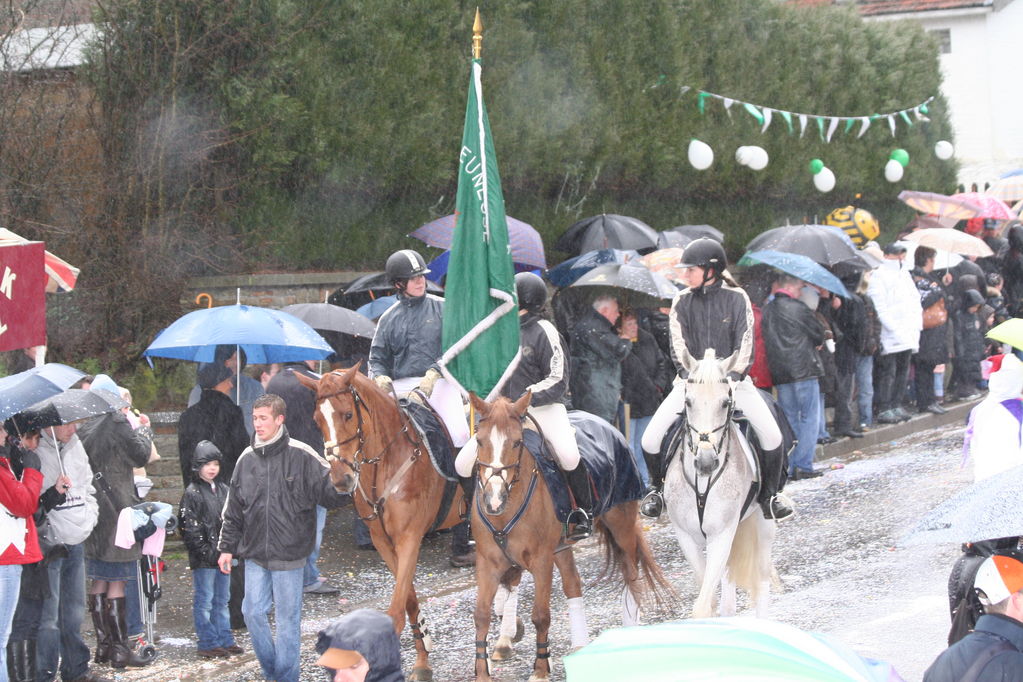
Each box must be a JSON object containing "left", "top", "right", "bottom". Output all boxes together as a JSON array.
[
  {"left": 640, "top": 376, "right": 782, "bottom": 455},
  {"left": 392, "top": 376, "right": 470, "bottom": 447},
  {"left": 455, "top": 402, "right": 580, "bottom": 477}
]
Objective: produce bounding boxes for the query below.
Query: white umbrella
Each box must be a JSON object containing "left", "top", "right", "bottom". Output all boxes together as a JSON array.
[
  {"left": 903, "top": 228, "right": 994, "bottom": 257},
  {"left": 901, "top": 464, "right": 1023, "bottom": 546}
]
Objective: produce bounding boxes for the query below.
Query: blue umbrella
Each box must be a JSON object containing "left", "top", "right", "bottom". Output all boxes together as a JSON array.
[
  {"left": 547, "top": 248, "right": 640, "bottom": 287},
  {"left": 143, "top": 304, "right": 333, "bottom": 364},
  {"left": 0, "top": 363, "right": 85, "bottom": 421},
  {"left": 356, "top": 295, "right": 398, "bottom": 321},
  {"left": 738, "top": 250, "right": 849, "bottom": 297}
]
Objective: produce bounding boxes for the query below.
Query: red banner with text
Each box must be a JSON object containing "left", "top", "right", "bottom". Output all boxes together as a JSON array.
[{"left": 0, "top": 242, "right": 46, "bottom": 352}]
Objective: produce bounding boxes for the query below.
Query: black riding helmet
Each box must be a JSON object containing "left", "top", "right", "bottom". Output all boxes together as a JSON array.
[
  {"left": 680, "top": 237, "right": 727, "bottom": 288},
  {"left": 192, "top": 440, "right": 223, "bottom": 472},
  {"left": 515, "top": 272, "right": 547, "bottom": 313},
  {"left": 385, "top": 249, "right": 431, "bottom": 284}
]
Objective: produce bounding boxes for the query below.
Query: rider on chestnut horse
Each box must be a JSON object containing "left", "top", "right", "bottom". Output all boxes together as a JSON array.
[
  {"left": 369, "top": 248, "right": 475, "bottom": 566},
  {"left": 455, "top": 272, "right": 593, "bottom": 541},
  {"left": 639, "top": 238, "right": 793, "bottom": 521}
]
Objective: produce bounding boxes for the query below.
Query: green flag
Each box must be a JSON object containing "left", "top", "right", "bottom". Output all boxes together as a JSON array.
[{"left": 439, "top": 58, "right": 520, "bottom": 399}]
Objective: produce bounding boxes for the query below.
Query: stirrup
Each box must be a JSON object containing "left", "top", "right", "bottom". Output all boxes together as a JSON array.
[
  {"left": 564, "top": 509, "right": 592, "bottom": 543},
  {"left": 764, "top": 492, "right": 795, "bottom": 522},
  {"left": 640, "top": 489, "right": 664, "bottom": 518}
]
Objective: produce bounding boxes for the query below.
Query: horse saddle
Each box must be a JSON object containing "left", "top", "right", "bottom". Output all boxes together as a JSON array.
[
  {"left": 399, "top": 398, "right": 459, "bottom": 482},
  {"left": 525, "top": 410, "right": 645, "bottom": 524}
]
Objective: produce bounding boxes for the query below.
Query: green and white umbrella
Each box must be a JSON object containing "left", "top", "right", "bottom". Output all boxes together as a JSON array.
[{"left": 564, "top": 618, "right": 902, "bottom": 682}]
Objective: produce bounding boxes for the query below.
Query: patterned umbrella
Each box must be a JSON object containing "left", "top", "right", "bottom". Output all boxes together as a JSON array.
[
  {"left": 568, "top": 263, "right": 677, "bottom": 309},
  {"left": 986, "top": 175, "right": 1023, "bottom": 202},
  {"left": 898, "top": 190, "right": 984, "bottom": 221},
  {"left": 639, "top": 248, "right": 688, "bottom": 283},
  {"left": 410, "top": 214, "right": 546, "bottom": 269},
  {"left": 0, "top": 227, "right": 79, "bottom": 293},
  {"left": 565, "top": 618, "right": 902, "bottom": 681},
  {"left": 950, "top": 192, "right": 1015, "bottom": 220},
  {"left": 901, "top": 464, "right": 1023, "bottom": 546}
]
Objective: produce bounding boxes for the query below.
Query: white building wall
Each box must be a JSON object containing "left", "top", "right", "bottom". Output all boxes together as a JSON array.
[{"left": 869, "top": 4, "right": 1023, "bottom": 188}]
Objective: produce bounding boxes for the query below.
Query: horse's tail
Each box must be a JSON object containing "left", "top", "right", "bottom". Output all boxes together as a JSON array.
[
  {"left": 594, "top": 505, "right": 676, "bottom": 611},
  {"left": 726, "top": 514, "right": 776, "bottom": 599}
]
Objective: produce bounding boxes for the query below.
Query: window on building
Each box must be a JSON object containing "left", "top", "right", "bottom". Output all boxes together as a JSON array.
[{"left": 930, "top": 28, "right": 951, "bottom": 54}]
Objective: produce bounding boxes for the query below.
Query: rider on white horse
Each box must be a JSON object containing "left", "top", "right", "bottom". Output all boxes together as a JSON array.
[
  {"left": 455, "top": 272, "right": 593, "bottom": 542},
  {"left": 638, "top": 238, "right": 793, "bottom": 521}
]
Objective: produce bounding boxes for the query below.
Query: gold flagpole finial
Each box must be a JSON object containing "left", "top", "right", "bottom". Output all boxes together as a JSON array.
[{"left": 472, "top": 8, "right": 483, "bottom": 59}]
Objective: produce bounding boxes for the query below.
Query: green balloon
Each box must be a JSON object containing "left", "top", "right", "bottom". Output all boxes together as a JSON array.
[
  {"left": 890, "top": 148, "right": 910, "bottom": 167},
  {"left": 809, "top": 159, "right": 824, "bottom": 175}
]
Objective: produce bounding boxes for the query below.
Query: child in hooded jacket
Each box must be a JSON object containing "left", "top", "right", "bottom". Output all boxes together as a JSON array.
[{"left": 178, "top": 441, "right": 241, "bottom": 659}]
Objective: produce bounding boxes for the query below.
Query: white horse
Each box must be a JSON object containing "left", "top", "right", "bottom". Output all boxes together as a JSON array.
[{"left": 664, "top": 349, "right": 777, "bottom": 618}]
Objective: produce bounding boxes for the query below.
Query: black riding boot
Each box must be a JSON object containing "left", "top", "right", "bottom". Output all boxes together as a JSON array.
[
  {"left": 565, "top": 466, "right": 593, "bottom": 542},
  {"left": 640, "top": 449, "right": 664, "bottom": 518},
  {"left": 87, "top": 594, "right": 110, "bottom": 665},
  {"left": 757, "top": 445, "right": 793, "bottom": 521},
  {"left": 105, "top": 597, "right": 153, "bottom": 669},
  {"left": 6, "top": 639, "right": 35, "bottom": 682},
  {"left": 458, "top": 474, "right": 475, "bottom": 519}
]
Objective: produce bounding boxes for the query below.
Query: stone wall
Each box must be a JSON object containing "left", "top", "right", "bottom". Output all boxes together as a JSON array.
[{"left": 182, "top": 271, "right": 375, "bottom": 310}]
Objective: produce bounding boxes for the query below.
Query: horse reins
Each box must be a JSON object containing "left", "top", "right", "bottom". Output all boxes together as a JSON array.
[{"left": 681, "top": 379, "right": 736, "bottom": 538}]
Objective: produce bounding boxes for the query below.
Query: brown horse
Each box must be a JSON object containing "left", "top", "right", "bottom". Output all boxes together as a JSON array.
[
  {"left": 468, "top": 392, "right": 672, "bottom": 682},
  {"left": 296, "top": 363, "right": 472, "bottom": 681}
]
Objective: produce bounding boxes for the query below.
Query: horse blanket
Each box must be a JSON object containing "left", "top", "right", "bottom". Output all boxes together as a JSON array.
[{"left": 525, "top": 410, "right": 644, "bottom": 523}]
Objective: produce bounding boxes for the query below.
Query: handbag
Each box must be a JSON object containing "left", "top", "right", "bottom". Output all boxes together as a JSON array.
[{"left": 922, "top": 297, "right": 948, "bottom": 329}]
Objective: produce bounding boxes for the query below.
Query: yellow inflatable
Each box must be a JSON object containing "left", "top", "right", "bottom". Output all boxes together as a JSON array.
[{"left": 825, "top": 206, "right": 880, "bottom": 247}]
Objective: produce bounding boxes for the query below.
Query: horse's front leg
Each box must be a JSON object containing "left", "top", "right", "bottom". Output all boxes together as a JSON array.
[
  {"left": 405, "top": 585, "right": 433, "bottom": 680},
  {"left": 693, "top": 529, "right": 735, "bottom": 618},
  {"left": 528, "top": 557, "right": 555, "bottom": 682},
  {"left": 719, "top": 571, "right": 737, "bottom": 617},
  {"left": 474, "top": 557, "right": 504, "bottom": 681},
  {"left": 492, "top": 568, "right": 523, "bottom": 661},
  {"left": 553, "top": 549, "right": 589, "bottom": 650},
  {"left": 388, "top": 534, "right": 430, "bottom": 678}
]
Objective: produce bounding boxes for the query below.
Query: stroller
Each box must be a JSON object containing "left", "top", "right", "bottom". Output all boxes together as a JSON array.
[{"left": 132, "top": 500, "right": 177, "bottom": 661}]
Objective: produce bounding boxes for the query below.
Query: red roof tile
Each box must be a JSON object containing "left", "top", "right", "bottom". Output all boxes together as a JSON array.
[{"left": 857, "top": 0, "right": 990, "bottom": 15}]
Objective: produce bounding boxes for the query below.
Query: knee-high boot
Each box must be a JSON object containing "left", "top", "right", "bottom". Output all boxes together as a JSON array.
[
  {"left": 640, "top": 449, "right": 665, "bottom": 518},
  {"left": 6, "top": 639, "right": 35, "bottom": 682},
  {"left": 105, "top": 597, "right": 153, "bottom": 668},
  {"left": 564, "top": 466, "right": 593, "bottom": 541},
  {"left": 87, "top": 594, "right": 110, "bottom": 665},
  {"left": 757, "top": 445, "right": 793, "bottom": 521}
]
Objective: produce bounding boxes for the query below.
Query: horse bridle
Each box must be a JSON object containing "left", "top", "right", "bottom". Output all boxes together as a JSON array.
[
  {"left": 317, "top": 382, "right": 422, "bottom": 523},
  {"left": 681, "top": 377, "right": 736, "bottom": 536}
]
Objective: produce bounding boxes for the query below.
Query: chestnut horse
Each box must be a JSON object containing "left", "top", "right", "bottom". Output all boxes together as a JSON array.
[
  {"left": 297, "top": 363, "right": 496, "bottom": 681},
  {"left": 468, "top": 392, "right": 672, "bottom": 682}
]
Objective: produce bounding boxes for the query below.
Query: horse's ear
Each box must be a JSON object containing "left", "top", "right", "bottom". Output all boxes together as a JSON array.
[
  {"left": 295, "top": 371, "right": 318, "bottom": 391},
  {"left": 512, "top": 391, "right": 532, "bottom": 417},
  {"left": 469, "top": 391, "right": 488, "bottom": 416},
  {"left": 341, "top": 362, "right": 361, "bottom": 384}
]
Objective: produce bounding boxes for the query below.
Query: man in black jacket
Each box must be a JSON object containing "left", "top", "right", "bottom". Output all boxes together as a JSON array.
[
  {"left": 217, "top": 394, "right": 348, "bottom": 682},
  {"left": 266, "top": 362, "right": 339, "bottom": 595},
  {"left": 924, "top": 554, "right": 1023, "bottom": 681},
  {"left": 762, "top": 274, "right": 826, "bottom": 480},
  {"left": 177, "top": 362, "right": 249, "bottom": 488}
]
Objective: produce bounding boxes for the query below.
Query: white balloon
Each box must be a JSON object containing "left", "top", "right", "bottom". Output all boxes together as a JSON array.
[
  {"left": 813, "top": 166, "right": 836, "bottom": 192},
  {"left": 747, "top": 146, "right": 769, "bottom": 171},
  {"left": 885, "top": 158, "right": 904, "bottom": 182},
  {"left": 735, "top": 146, "right": 750, "bottom": 166},
  {"left": 934, "top": 140, "right": 954, "bottom": 160},
  {"left": 688, "top": 139, "right": 714, "bottom": 170}
]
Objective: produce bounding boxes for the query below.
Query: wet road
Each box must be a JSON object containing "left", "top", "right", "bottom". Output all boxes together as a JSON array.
[{"left": 114, "top": 422, "right": 969, "bottom": 681}]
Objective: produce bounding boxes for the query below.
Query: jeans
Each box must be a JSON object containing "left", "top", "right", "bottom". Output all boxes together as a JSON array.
[
  {"left": 353, "top": 516, "right": 372, "bottom": 547},
  {"left": 38, "top": 543, "right": 91, "bottom": 682},
  {"left": 192, "top": 568, "right": 234, "bottom": 651},
  {"left": 775, "top": 379, "right": 821, "bottom": 474},
  {"left": 243, "top": 562, "right": 304, "bottom": 682},
  {"left": 0, "top": 564, "right": 23, "bottom": 682},
  {"left": 125, "top": 571, "right": 144, "bottom": 636},
  {"left": 629, "top": 416, "right": 652, "bottom": 488},
  {"left": 874, "top": 350, "right": 912, "bottom": 413},
  {"left": 855, "top": 355, "right": 874, "bottom": 426},
  {"left": 303, "top": 506, "right": 327, "bottom": 587},
  {"left": 913, "top": 358, "right": 938, "bottom": 409},
  {"left": 816, "top": 391, "right": 830, "bottom": 440}
]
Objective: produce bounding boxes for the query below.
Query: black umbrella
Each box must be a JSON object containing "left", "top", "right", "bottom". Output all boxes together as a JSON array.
[
  {"left": 656, "top": 231, "right": 694, "bottom": 249},
  {"left": 18, "top": 388, "right": 125, "bottom": 430},
  {"left": 745, "top": 224, "right": 869, "bottom": 270},
  {"left": 328, "top": 272, "right": 444, "bottom": 310},
  {"left": 282, "top": 303, "right": 376, "bottom": 339},
  {"left": 0, "top": 363, "right": 85, "bottom": 422},
  {"left": 556, "top": 214, "right": 658, "bottom": 255},
  {"left": 568, "top": 263, "right": 678, "bottom": 309},
  {"left": 662, "top": 224, "right": 724, "bottom": 245}
]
